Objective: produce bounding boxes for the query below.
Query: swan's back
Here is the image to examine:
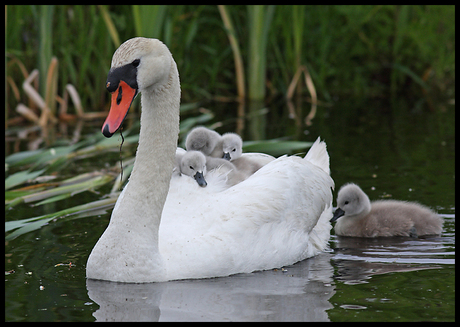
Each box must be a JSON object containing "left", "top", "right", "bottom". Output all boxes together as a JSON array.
[{"left": 159, "top": 138, "right": 334, "bottom": 280}]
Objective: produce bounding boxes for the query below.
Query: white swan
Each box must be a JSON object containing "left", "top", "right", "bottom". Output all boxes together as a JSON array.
[
  {"left": 331, "top": 183, "right": 443, "bottom": 237},
  {"left": 86, "top": 37, "right": 334, "bottom": 283}
]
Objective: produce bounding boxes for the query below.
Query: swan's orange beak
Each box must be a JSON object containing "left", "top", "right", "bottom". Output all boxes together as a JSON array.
[{"left": 102, "top": 80, "right": 137, "bottom": 138}]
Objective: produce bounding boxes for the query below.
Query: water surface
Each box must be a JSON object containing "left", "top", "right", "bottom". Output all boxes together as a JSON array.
[{"left": 5, "top": 98, "right": 455, "bottom": 321}]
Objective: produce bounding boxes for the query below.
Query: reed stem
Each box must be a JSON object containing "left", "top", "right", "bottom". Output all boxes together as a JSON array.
[
  {"left": 37, "top": 5, "right": 54, "bottom": 96},
  {"left": 218, "top": 5, "right": 245, "bottom": 100},
  {"left": 247, "top": 5, "right": 275, "bottom": 101}
]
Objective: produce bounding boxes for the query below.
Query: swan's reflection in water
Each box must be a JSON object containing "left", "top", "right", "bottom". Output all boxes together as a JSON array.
[
  {"left": 87, "top": 226, "right": 454, "bottom": 321},
  {"left": 86, "top": 252, "right": 335, "bottom": 321},
  {"left": 330, "top": 233, "right": 453, "bottom": 285}
]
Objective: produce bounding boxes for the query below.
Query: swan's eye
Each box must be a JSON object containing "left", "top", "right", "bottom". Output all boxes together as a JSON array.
[{"left": 132, "top": 59, "right": 140, "bottom": 67}]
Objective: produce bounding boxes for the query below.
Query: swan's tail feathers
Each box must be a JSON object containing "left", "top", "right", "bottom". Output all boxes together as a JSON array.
[{"left": 304, "top": 137, "right": 330, "bottom": 175}]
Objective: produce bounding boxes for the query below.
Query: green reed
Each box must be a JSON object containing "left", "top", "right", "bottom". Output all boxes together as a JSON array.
[
  {"left": 218, "top": 5, "right": 245, "bottom": 100},
  {"left": 246, "top": 5, "right": 275, "bottom": 101},
  {"left": 6, "top": 5, "right": 455, "bottom": 122},
  {"left": 4, "top": 5, "right": 455, "bottom": 244},
  {"left": 132, "top": 5, "right": 167, "bottom": 39},
  {"left": 35, "top": 5, "right": 55, "bottom": 96}
]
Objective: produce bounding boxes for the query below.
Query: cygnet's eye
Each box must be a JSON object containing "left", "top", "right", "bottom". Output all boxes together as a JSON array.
[
  {"left": 232, "top": 148, "right": 236, "bottom": 152},
  {"left": 344, "top": 201, "right": 349, "bottom": 205},
  {"left": 132, "top": 59, "right": 140, "bottom": 67},
  {"left": 189, "top": 166, "right": 194, "bottom": 170}
]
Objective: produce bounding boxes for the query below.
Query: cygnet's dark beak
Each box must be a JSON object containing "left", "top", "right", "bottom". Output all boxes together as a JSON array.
[
  {"left": 222, "top": 152, "right": 231, "bottom": 160},
  {"left": 194, "top": 171, "right": 207, "bottom": 187},
  {"left": 330, "top": 208, "right": 345, "bottom": 222}
]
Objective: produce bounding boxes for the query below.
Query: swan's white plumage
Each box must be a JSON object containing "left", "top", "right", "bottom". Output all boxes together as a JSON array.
[
  {"left": 86, "top": 37, "right": 334, "bottom": 283},
  {"left": 161, "top": 151, "right": 334, "bottom": 280}
]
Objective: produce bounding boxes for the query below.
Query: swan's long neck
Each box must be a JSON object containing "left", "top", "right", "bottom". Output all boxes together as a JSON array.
[{"left": 112, "top": 60, "right": 180, "bottom": 238}]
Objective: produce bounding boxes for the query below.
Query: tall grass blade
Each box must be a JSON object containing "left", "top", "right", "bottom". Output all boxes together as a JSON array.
[
  {"left": 43, "top": 56, "right": 58, "bottom": 124},
  {"left": 132, "top": 5, "right": 167, "bottom": 38},
  {"left": 247, "top": 5, "right": 275, "bottom": 101},
  {"left": 303, "top": 65, "right": 318, "bottom": 126},
  {"left": 5, "top": 169, "right": 46, "bottom": 191},
  {"left": 65, "top": 84, "right": 84, "bottom": 117},
  {"left": 5, "top": 196, "right": 118, "bottom": 240},
  {"left": 292, "top": 5, "right": 305, "bottom": 69},
  {"left": 99, "top": 5, "right": 120, "bottom": 48},
  {"left": 5, "top": 172, "right": 114, "bottom": 207},
  {"left": 218, "top": 5, "right": 245, "bottom": 100},
  {"left": 243, "top": 139, "right": 313, "bottom": 157},
  {"left": 37, "top": 5, "right": 54, "bottom": 96}
]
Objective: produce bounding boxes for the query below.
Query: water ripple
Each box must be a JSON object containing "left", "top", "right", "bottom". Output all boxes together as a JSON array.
[{"left": 330, "top": 217, "right": 455, "bottom": 284}]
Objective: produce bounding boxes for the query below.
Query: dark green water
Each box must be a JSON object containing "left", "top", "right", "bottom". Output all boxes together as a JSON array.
[{"left": 5, "top": 98, "right": 455, "bottom": 321}]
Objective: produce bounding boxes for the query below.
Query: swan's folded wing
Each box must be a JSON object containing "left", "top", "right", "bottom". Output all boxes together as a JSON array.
[{"left": 159, "top": 155, "right": 333, "bottom": 280}]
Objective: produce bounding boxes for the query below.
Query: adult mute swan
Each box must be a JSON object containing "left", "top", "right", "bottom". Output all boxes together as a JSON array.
[
  {"left": 86, "top": 37, "right": 334, "bottom": 283},
  {"left": 331, "top": 183, "right": 443, "bottom": 237}
]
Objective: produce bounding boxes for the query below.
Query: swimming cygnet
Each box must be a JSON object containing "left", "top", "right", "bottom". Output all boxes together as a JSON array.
[
  {"left": 331, "top": 183, "right": 443, "bottom": 238},
  {"left": 185, "top": 126, "right": 224, "bottom": 158},
  {"left": 176, "top": 150, "right": 207, "bottom": 187}
]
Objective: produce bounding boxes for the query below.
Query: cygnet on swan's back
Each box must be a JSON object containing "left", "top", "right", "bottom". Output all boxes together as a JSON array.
[
  {"left": 185, "top": 126, "right": 225, "bottom": 158},
  {"left": 176, "top": 150, "right": 247, "bottom": 187},
  {"left": 331, "top": 183, "right": 443, "bottom": 238},
  {"left": 221, "top": 132, "right": 268, "bottom": 176},
  {"left": 177, "top": 150, "right": 207, "bottom": 187},
  {"left": 221, "top": 132, "right": 243, "bottom": 160}
]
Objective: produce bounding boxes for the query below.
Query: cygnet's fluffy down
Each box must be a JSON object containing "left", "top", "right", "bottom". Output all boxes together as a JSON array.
[
  {"left": 206, "top": 156, "right": 248, "bottom": 186},
  {"left": 185, "top": 126, "right": 223, "bottom": 158},
  {"left": 176, "top": 150, "right": 207, "bottom": 187},
  {"left": 176, "top": 150, "right": 247, "bottom": 187},
  {"left": 221, "top": 132, "right": 269, "bottom": 176},
  {"left": 331, "top": 183, "right": 443, "bottom": 238},
  {"left": 186, "top": 128, "right": 272, "bottom": 178},
  {"left": 221, "top": 132, "right": 243, "bottom": 160}
]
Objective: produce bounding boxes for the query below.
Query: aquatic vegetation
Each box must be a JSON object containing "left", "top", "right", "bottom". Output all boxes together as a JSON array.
[
  {"left": 5, "top": 101, "right": 312, "bottom": 240},
  {"left": 5, "top": 5, "right": 454, "bottom": 240},
  {"left": 6, "top": 5, "right": 454, "bottom": 125}
]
